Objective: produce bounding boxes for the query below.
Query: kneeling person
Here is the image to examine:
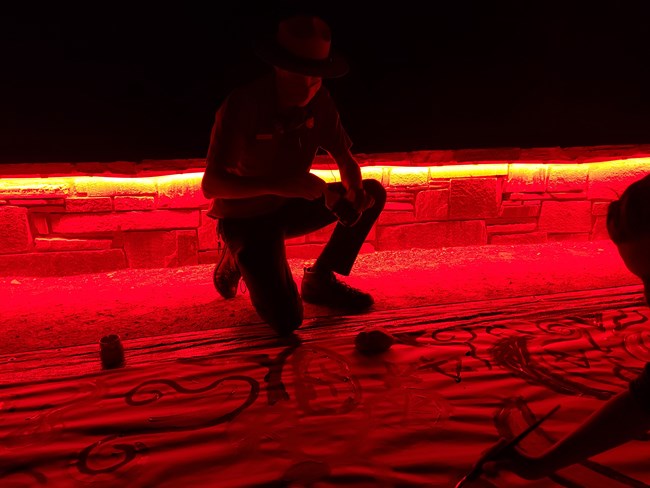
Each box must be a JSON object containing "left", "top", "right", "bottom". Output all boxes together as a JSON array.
[{"left": 201, "top": 14, "right": 386, "bottom": 336}]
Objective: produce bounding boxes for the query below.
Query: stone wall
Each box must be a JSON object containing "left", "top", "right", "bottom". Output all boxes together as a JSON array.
[{"left": 1, "top": 147, "right": 649, "bottom": 276}]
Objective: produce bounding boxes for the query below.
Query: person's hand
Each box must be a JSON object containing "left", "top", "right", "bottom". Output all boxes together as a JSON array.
[
  {"left": 344, "top": 186, "right": 375, "bottom": 213},
  {"left": 481, "top": 441, "right": 545, "bottom": 481},
  {"left": 323, "top": 185, "right": 342, "bottom": 210}
]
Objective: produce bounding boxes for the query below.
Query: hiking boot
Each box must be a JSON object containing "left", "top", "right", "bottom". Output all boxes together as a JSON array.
[
  {"left": 301, "top": 267, "right": 374, "bottom": 311},
  {"left": 213, "top": 245, "right": 241, "bottom": 299}
]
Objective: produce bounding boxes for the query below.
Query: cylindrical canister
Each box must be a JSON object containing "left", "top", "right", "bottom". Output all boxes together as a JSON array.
[{"left": 99, "top": 334, "right": 125, "bottom": 369}]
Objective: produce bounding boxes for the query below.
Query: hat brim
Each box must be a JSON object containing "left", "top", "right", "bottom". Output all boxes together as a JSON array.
[{"left": 253, "top": 38, "right": 349, "bottom": 78}]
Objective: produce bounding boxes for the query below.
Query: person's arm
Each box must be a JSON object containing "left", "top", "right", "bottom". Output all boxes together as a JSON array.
[
  {"left": 201, "top": 94, "right": 327, "bottom": 201},
  {"left": 317, "top": 87, "right": 372, "bottom": 211},
  {"left": 329, "top": 147, "right": 374, "bottom": 212},
  {"left": 201, "top": 167, "right": 275, "bottom": 200},
  {"left": 485, "top": 388, "right": 650, "bottom": 480},
  {"left": 202, "top": 166, "right": 326, "bottom": 201},
  {"left": 333, "top": 148, "right": 362, "bottom": 191}
]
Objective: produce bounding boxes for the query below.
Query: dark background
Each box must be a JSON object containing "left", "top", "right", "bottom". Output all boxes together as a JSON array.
[{"left": 2, "top": 1, "right": 650, "bottom": 163}]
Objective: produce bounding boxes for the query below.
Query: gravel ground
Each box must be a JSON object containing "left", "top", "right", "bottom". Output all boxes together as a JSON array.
[{"left": 0, "top": 240, "right": 639, "bottom": 356}]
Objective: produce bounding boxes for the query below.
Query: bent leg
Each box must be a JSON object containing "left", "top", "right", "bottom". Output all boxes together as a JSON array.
[
  {"left": 297, "top": 179, "right": 387, "bottom": 312},
  {"left": 315, "top": 178, "right": 387, "bottom": 276},
  {"left": 220, "top": 218, "right": 303, "bottom": 336},
  {"left": 281, "top": 179, "right": 387, "bottom": 275}
]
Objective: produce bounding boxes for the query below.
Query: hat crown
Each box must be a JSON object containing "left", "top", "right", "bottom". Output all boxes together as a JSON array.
[
  {"left": 253, "top": 14, "right": 348, "bottom": 78},
  {"left": 277, "top": 15, "right": 331, "bottom": 61}
]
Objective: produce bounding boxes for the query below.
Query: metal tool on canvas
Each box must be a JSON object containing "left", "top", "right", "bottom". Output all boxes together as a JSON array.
[{"left": 454, "top": 404, "right": 561, "bottom": 488}]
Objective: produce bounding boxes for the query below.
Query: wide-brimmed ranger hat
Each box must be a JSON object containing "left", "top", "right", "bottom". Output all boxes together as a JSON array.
[{"left": 253, "top": 15, "right": 349, "bottom": 78}]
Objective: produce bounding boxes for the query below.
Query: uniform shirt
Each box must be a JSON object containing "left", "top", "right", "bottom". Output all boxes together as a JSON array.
[
  {"left": 205, "top": 73, "right": 352, "bottom": 219},
  {"left": 630, "top": 362, "right": 650, "bottom": 410}
]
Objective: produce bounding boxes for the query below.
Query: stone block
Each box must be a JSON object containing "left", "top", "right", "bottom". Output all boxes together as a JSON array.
[
  {"left": 198, "top": 211, "right": 219, "bottom": 250},
  {"left": 368, "top": 223, "right": 377, "bottom": 241},
  {"left": 123, "top": 230, "right": 198, "bottom": 268},
  {"left": 65, "top": 197, "right": 113, "bottom": 212},
  {"left": 14, "top": 204, "right": 66, "bottom": 214},
  {"left": 547, "top": 192, "right": 587, "bottom": 200},
  {"left": 505, "top": 164, "right": 548, "bottom": 193},
  {"left": 378, "top": 211, "right": 416, "bottom": 225},
  {"left": 386, "top": 191, "right": 416, "bottom": 203},
  {"left": 449, "top": 178, "right": 500, "bottom": 220},
  {"left": 51, "top": 210, "right": 200, "bottom": 234},
  {"left": 547, "top": 163, "right": 589, "bottom": 192},
  {"left": 490, "top": 232, "right": 548, "bottom": 245},
  {"left": 285, "top": 235, "right": 307, "bottom": 245},
  {"left": 538, "top": 201, "right": 592, "bottom": 233},
  {"left": 379, "top": 201, "right": 415, "bottom": 225},
  {"left": 385, "top": 202, "right": 414, "bottom": 212},
  {"left": 498, "top": 202, "right": 540, "bottom": 219},
  {"left": 592, "top": 202, "right": 611, "bottom": 217},
  {"left": 548, "top": 233, "right": 590, "bottom": 242},
  {"left": 0, "top": 177, "right": 72, "bottom": 199},
  {"left": 157, "top": 173, "right": 209, "bottom": 209},
  {"left": 114, "top": 196, "right": 156, "bottom": 211},
  {"left": 198, "top": 250, "right": 219, "bottom": 265},
  {"left": 415, "top": 189, "right": 449, "bottom": 221},
  {"left": 487, "top": 222, "right": 538, "bottom": 234},
  {"left": 360, "top": 167, "right": 385, "bottom": 185},
  {"left": 8, "top": 199, "right": 65, "bottom": 206},
  {"left": 73, "top": 176, "right": 157, "bottom": 197},
  {"left": 359, "top": 242, "right": 375, "bottom": 254},
  {"left": 587, "top": 159, "right": 650, "bottom": 199},
  {"left": 176, "top": 230, "right": 199, "bottom": 266},
  {"left": 485, "top": 216, "right": 538, "bottom": 226},
  {"left": 591, "top": 216, "right": 610, "bottom": 240},
  {"left": 0, "top": 249, "right": 127, "bottom": 276},
  {"left": 428, "top": 164, "right": 508, "bottom": 179},
  {"left": 376, "top": 220, "right": 487, "bottom": 250},
  {"left": 123, "top": 231, "right": 175, "bottom": 268},
  {"left": 34, "top": 237, "right": 112, "bottom": 251},
  {"left": 30, "top": 214, "right": 50, "bottom": 235},
  {"left": 387, "top": 167, "right": 429, "bottom": 187},
  {"left": 508, "top": 193, "right": 551, "bottom": 201},
  {"left": 0, "top": 206, "right": 32, "bottom": 254}
]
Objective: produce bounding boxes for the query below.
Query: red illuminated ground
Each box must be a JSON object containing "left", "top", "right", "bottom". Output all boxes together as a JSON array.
[
  {"left": 0, "top": 241, "right": 640, "bottom": 362},
  {"left": 2, "top": 241, "right": 649, "bottom": 487}
]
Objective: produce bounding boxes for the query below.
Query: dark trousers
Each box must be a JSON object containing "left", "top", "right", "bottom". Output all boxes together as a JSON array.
[{"left": 218, "top": 179, "right": 386, "bottom": 334}]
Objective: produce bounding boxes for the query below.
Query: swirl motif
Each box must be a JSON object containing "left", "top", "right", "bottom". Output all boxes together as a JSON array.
[
  {"left": 76, "top": 435, "right": 148, "bottom": 475},
  {"left": 429, "top": 325, "right": 492, "bottom": 371},
  {"left": 536, "top": 316, "right": 591, "bottom": 343},
  {"left": 612, "top": 309, "right": 648, "bottom": 332},
  {"left": 0, "top": 469, "right": 47, "bottom": 487},
  {"left": 73, "top": 374, "right": 260, "bottom": 479},
  {"left": 124, "top": 375, "right": 260, "bottom": 431},
  {"left": 624, "top": 330, "right": 650, "bottom": 362}
]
